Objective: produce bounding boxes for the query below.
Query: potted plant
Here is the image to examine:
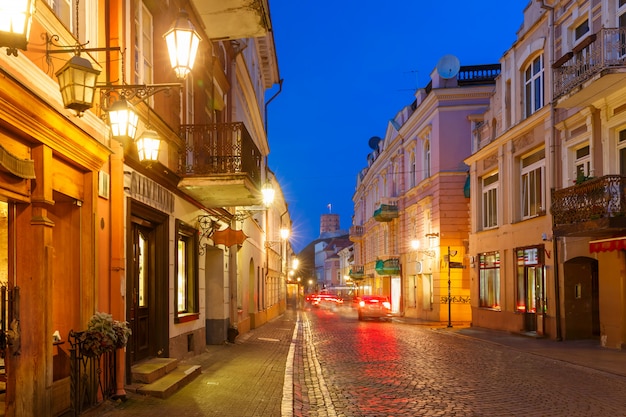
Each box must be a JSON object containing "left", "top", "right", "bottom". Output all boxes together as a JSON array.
[{"left": 79, "top": 312, "right": 131, "bottom": 357}]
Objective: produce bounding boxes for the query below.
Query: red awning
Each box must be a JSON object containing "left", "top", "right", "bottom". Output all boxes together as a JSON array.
[
  {"left": 589, "top": 237, "right": 626, "bottom": 253},
  {"left": 212, "top": 227, "right": 247, "bottom": 247}
]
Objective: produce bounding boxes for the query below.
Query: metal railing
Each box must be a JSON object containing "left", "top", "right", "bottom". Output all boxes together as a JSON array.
[
  {"left": 179, "top": 122, "right": 262, "bottom": 185},
  {"left": 554, "top": 28, "right": 626, "bottom": 99},
  {"left": 551, "top": 175, "right": 626, "bottom": 226},
  {"left": 457, "top": 64, "right": 501, "bottom": 85},
  {"left": 69, "top": 331, "right": 117, "bottom": 416}
]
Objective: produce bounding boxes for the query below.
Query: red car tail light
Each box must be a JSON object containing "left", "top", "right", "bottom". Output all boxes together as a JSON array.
[{"left": 382, "top": 301, "right": 391, "bottom": 309}]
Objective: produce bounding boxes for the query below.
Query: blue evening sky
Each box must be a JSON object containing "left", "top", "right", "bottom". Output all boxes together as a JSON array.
[{"left": 267, "top": 1, "right": 530, "bottom": 253}]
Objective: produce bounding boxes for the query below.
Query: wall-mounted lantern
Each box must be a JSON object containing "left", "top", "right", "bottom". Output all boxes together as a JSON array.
[
  {"left": 55, "top": 54, "right": 101, "bottom": 115},
  {"left": 136, "top": 130, "right": 161, "bottom": 163},
  {"left": 164, "top": 9, "right": 201, "bottom": 80},
  {"left": 0, "top": 0, "right": 35, "bottom": 56}
]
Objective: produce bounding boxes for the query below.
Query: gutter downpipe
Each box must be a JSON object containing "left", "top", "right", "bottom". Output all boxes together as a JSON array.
[
  {"left": 539, "top": 0, "right": 562, "bottom": 341},
  {"left": 265, "top": 79, "right": 284, "bottom": 132}
]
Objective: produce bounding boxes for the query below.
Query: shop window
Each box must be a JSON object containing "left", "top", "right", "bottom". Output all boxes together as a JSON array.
[
  {"left": 515, "top": 247, "right": 545, "bottom": 314},
  {"left": 175, "top": 220, "right": 199, "bottom": 322},
  {"left": 618, "top": 129, "right": 626, "bottom": 176},
  {"left": 422, "top": 274, "right": 433, "bottom": 310},
  {"left": 479, "top": 252, "right": 500, "bottom": 309}
]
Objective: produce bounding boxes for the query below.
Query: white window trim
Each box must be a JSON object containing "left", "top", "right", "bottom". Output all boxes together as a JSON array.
[
  {"left": 482, "top": 173, "right": 498, "bottom": 229},
  {"left": 521, "top": 158, "right": 546, "bottom": 220},
  {"left": 524, "top": 55, "right": 544, "bottom": 118}
]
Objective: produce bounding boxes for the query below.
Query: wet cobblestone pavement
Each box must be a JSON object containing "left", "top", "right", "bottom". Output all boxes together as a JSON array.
[{"left": 88, "top": 306, "right": 626, "bottom": 417}]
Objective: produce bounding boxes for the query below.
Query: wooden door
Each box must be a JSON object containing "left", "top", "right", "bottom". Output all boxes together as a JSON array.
[{"left": 130, "top": 222, "right": 154, "bottom": 362}]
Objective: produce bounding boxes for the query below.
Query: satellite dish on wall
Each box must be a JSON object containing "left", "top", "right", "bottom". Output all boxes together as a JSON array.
[
  {"left": 436, "top": 54, "right": 460, "bottom": 79},
  {"left": 368, "top": 136, "right": 382, "bottom": 150}
]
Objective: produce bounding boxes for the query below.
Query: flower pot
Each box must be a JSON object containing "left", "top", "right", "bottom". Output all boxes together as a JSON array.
[{"left": 227, "top": 327, "right": 239, "bottom": 343}]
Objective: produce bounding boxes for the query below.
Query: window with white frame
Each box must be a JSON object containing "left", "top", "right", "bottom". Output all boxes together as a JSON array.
[
  {"left": 574, "top": 19, "right": 590, "bottom": 43},
  {"left": 620, "top": 2, "right": 626, "bottom": 58},
  {"left": 409, "top": 151, "right": 416, "bottom": 188},
  {"left": 134, "top": 3, "right": 154, "bottom": 86},
  {"left": 482, "top": 172, "right": 498, "bottom": 229},
  {"left": 524, "top": 55, "right": 544, "bottom": 118},
  {"left": 175, "top": 220, "right": 199, "bottom": 322},
  {"left": 424, "top": 140, "right": 431, "bottom": 179},
  {"left": 618, "top": 129, "right": 626, "bottom": 176},
  {"left": 521, "top": 148, "right": 546, "bottom": 219},
  {"left": 391, "top": 163, "right": 398, "bottom": 197},
  {"left": 574, "top": 144, "right": 591, "bottom": 181},
  {"left": 47, "top": 0, "right": 73, "bottom": 32}
]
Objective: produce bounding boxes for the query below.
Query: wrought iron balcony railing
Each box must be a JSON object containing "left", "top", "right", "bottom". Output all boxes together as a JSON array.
[
  {"left": 553, "top": 28, "right": 626, "bottom": 99},
  {"left": 551, "top": 175, "right": 626, "bottom": 227},
  {"left": 179, "top": 122, "right": 261, "bottom": 184},
  {"left": 375, "top": 258, "right": 400, "bottom": 276},
  {"left": 373, "top": 198, "right": 399, "bottom": 222},
  {"left": 349, "top": 265, "right": 365, "bottom": 280}
]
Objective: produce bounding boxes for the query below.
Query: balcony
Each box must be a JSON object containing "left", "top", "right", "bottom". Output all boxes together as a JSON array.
[
  {"left": 349, "top": 225, "right": 364, "bottom": 242},
  {"left": 375, "top": 258, "right": 400, "bottom": 276},
  {"left": 554, "top": 28, "right": 626, "bottom": 108},
  {"left": 178, "top": 122, "right": 262, "bottom": 208},
  {"left": 551, "top": 175, "right": 626, "bottom": 237},
  {"left": 349, "top": 265, "right": 365, "bottom": 280},
  {"left": 373, "top": 199, "right": 399, "bottom": 222}
]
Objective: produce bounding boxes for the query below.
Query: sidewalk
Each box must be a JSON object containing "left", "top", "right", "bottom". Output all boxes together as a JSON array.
[
  {"left": 86, "top": 310, "right": 299, "bottom": 417},
  {"left": 394, "top": 316, "right": 626, "bottom": 378}
]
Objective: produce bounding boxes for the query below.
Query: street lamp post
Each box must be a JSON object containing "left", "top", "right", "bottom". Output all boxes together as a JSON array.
[
  {"left": 447, "top": 246, "right": 458, "bottom": 328},
  {"left": 447, "top": 246, "right": 452, "bottom": 328}
]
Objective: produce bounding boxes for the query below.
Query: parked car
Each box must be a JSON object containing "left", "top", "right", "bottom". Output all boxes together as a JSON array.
[{"left": 357, "top": 295, "right": 392, "bottom": 321}]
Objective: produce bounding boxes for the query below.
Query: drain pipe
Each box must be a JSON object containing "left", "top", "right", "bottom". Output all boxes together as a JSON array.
[
  {"left": 264, "top": 79, "right": 284, "bottom": 132},
  {"left": 538, "top": 0, "right": 563, "bottom": 341}
]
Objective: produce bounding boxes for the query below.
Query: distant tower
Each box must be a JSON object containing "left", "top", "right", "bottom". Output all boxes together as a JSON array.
[{"left": 320, "top": 213, "right": 340, "bottom": 235}]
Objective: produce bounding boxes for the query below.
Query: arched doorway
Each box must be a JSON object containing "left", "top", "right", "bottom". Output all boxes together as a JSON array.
[{"left": 563, "top": 256, "right": 599, "bottom": 340}]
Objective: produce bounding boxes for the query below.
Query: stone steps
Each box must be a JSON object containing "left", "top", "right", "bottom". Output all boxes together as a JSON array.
[{"left": 127, "top": 357, "right": 201, "bottom": 399}]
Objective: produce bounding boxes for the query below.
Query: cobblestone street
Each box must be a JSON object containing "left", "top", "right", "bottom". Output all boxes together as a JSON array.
[
  {"left": 297, "top": 307, "right": 626, "bottom": 416},
  {"left": 89, "top": 307, "right": 626, "bottom": 417}
]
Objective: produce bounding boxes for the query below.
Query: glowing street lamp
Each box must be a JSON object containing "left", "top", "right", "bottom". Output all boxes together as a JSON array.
[
  {"left": 261, "top": 181, "right": 275, "bottom": 207},
  {"left": 136, "top": 130, "right": 161, "bottom": 162},
  {"left": 164, "top": 9, "right": 201, "bottom": 80},
  {"left": 0, "top": 0, "right": 35, "bottom": 56}
]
